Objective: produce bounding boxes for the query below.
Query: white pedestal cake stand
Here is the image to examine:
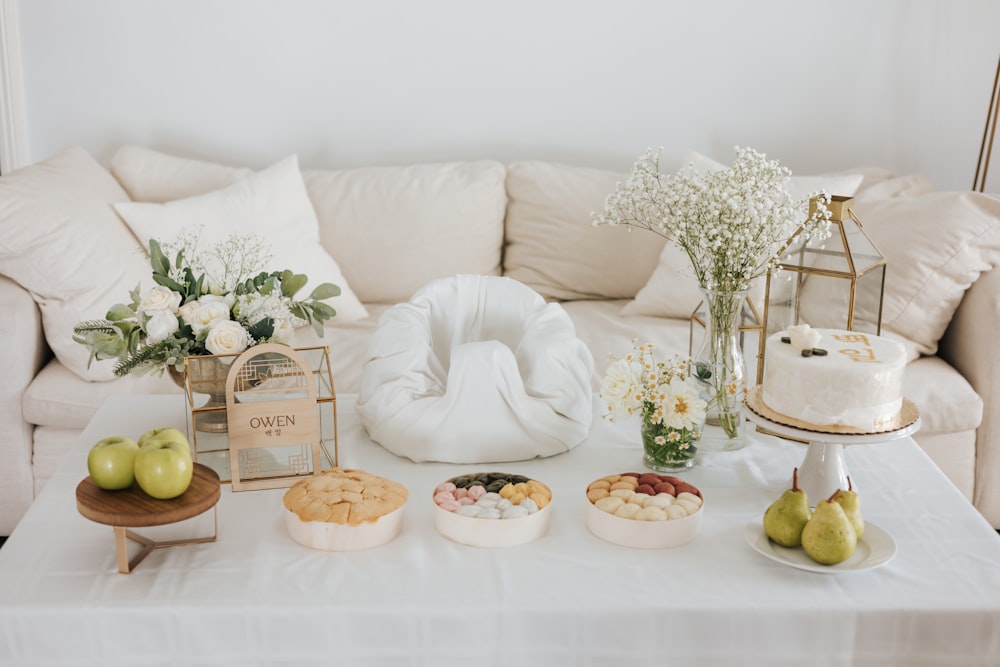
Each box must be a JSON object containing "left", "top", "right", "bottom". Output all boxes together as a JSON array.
[{"left": 743, "top": 386, "right": 921, "bottom": 504}]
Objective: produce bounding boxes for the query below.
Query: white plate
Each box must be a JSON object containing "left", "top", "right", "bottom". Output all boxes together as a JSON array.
[{"left": 744, "top": 519, "right": 896, "bottom": 574}]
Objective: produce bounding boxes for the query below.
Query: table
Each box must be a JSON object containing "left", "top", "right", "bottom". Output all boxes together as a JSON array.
[{"left": 2, "top": 395, "right": 1000, "bottom": 666}]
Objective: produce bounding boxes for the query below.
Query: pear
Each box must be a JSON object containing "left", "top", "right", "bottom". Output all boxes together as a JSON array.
[
  {"left": 801, "top": 491, "right": 858, "bottom": 565},
  {"left": 762, "top": 468, "right": 812, "bottom": 547},
  {"left": 831, "top": 476, "right": 864, "bottom": 539}
]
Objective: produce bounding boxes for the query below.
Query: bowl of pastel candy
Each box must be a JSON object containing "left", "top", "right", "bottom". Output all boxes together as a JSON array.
[
  {"left": 584, "top": 472, "right": 704, "bottom": 549},
  {"left": 432, "top": 472, "right": 552, "bottom": 547}
]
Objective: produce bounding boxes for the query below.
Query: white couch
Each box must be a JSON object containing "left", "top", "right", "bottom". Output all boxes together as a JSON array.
[{"left": 1, "top": 146, "right": 997, "bottom": 535}]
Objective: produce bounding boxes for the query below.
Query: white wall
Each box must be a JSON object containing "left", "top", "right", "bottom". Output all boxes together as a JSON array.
[{"left": 9, "top": 0, "right": 1000, "bottom": 190}]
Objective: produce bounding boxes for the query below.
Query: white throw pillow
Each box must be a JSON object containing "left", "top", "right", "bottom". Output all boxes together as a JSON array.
[
  {"left": 114, "top": 155, "right": 369, "bottom": 323},
  {"left": 111, "top": 145, "right": 253, "bottom": 202},
  {"left": 0, "top": 146, "right": 148, "bottom": 382},
  {"left": 111, "top": 146, "right": 508, "bottom": 305},
  {"left": 621, "top": 150, "right": 865, "bottom": 319}
]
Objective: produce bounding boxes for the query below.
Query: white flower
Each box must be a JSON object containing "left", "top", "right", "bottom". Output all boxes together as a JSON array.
[
  {"left": 660, "top": 377, "right": 707, "bottom": 430},
  {"left": 593, "top": 146, "right": 832, "bottom": 293},
  {"left": 204, "top": 320, "right": 250, "bottom": 355},
  {"left": 269, "top": 318, "right": 295, "bottom": 345},
  {"left": 237, "top": 292, "right": 305, "bottom": 331},
  {"left": 199, "top": 293, "right": 236, "bottom": 308},
  {"left": 187, "top": 300, "right": 231, "bottom": 333},
  {"left": 787, "top": 324, "right": 821, "bottom": 352},
  {"left": 177, "top": 300, "right": 200, "bottom": 326},
  {"left": 138, "top": 285, "right": 181, "bottom": 316},
  {"left": 599, "top": 358, "right": 644, "bottom": 418},
  {"left": 144, "top": 311, "right": 179, "bottom": 344}
]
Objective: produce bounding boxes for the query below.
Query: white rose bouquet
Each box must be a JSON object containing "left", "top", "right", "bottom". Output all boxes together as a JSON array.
[
  {"left": 73, "top": 234, "right": 340, "bottom": 377},
  {"left": 600, "top": 341, "right": 707, "bottom": 472}
]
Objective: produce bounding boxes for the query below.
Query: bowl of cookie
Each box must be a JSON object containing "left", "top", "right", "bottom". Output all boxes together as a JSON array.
[
  {"left": 584, "top": 472, "right": 704, "bottom": 549},
  {"left": 432, "top": 471, "right": 552, "bottom": 547},
  {"left": 283, "top": 467, "right": 408, "bottom": 551}
]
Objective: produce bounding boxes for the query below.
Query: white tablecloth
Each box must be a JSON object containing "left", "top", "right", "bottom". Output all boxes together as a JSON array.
[{"left": 2, "top": 394, "right": 1000, "bottom": 667}]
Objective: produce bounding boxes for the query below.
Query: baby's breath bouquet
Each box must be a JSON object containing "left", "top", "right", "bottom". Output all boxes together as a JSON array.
[
  {"left": 594, "top": 147, "right": 832, "bottom": 450},
  {"left": 73, "top": 232, "right": 340, "bottom": 377},
  {"left": 600, "top": 341, "right": 707, "bottom": 472}
]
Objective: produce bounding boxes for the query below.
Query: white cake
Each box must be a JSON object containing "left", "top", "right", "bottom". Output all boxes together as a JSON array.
[{"left": 761, "top": 326, "right": 906, "bottom": 430}]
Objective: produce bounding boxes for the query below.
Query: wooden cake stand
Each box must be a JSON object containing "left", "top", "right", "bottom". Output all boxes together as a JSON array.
[
  {"left": 743, "top": 386, "right": 921, "bottom": 504},
  {"left": 76, "top": 463, "right": 221, "bottom": 573}
]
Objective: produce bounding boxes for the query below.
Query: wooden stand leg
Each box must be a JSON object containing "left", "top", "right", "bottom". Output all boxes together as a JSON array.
[{"left": 112, "top": 506, "right": 219, "bottom": 574}]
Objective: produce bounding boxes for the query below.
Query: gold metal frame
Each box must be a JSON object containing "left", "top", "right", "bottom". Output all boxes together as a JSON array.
[
  {"left": 759, "top": 196, "right": 887, "bottom": 384},
  {"left": 178, "top": 346, "right": 339, "bottom": 485}
]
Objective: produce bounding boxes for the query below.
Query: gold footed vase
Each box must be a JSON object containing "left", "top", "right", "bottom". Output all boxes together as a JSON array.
[{"left": 168, "top": 357, "right": 231, "bottom": 433}]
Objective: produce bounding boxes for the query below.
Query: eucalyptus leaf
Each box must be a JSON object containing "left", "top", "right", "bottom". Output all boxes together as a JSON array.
[
  {"left": 106, "top": 304, "right": 136, "bottom": 321},
  {"left": 308, "top": 282, "right": 341, "bottom": 300},
  {"left": 310, "top": 302, "right": 336, "bottom": 320},
  {"left": 149, "top": 239, "right": 171, "bottom": 276},
  {"left": 281, "top": 272, "right": 308, "bottom": 299},
  {"left": 152, "top": 273, "right": 187, "bottom": 294}
]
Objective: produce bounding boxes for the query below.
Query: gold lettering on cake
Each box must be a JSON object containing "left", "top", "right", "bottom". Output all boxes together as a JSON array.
[
  {"left": 833, "top": 334, "right": 882, "bottom": 362},
  {"left": 833, "top": 333, "right": 871, "bottom": 346},
  {"left": 838, "top": 347, "right": 881, "bottom": 363}
]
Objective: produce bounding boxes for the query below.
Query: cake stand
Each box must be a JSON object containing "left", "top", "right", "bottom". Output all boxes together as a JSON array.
[{"left": 743, "top": 386, "right": 921, "bottom": 504}]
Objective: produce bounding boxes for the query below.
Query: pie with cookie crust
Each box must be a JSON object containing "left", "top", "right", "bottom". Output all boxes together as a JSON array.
[{"left": 283, "top": 468, "right": 408, "bottom": 527}]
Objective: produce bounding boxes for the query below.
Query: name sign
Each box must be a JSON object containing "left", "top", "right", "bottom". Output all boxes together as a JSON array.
[{"left": 224, "top": 344, "right": 323, "bottom": 491}]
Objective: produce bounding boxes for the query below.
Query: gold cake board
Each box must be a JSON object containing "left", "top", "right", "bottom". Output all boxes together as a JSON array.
[{"left": 744, "top": 386, "right": 920, "bottom": 438}]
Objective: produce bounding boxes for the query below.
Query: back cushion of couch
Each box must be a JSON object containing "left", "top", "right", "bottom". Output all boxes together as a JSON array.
[
  {"left": 303, "top": 162, "right": 506, "bottom": 304},
  {"left": 111, "top": 147, "right": 507, "bottom": 304},
  {"left": 503, "top": 161, "right": 667, "bottom": 301}
]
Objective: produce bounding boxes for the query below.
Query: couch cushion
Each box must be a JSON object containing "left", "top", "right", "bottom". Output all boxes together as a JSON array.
[
  {"left": 621, "top": 150, "right": 866, "bottom": 319},
  {"left": 303, "top": 162, "right": 507, "bottom": 304},
  {"left": 111, "top": 146, "right": 507, "bottom": 305},
  {"left": 903, "top": 355, "right": 983, "bottom": 435},
  {"left": 503, "top": 162, "right": 668, "bottom": 301},
  {"left": 0, "top": 146, "right": 147, "bottom": 382},
  {"left": 559, "top": 300, "right": 693, "bottom": 391},
  {"left": 114, "top": 155, "right": 369, "bottom": 322},
  {"left": 24, "top": 359, "right": 181, "bottom": 430}
]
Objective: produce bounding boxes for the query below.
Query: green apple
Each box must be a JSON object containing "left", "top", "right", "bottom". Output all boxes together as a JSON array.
[
  {"left": 138, "top": 427, "right": 190, "bottom": 450},
  {"left": 87, "top": 436, "right": 140, "bottom": 490},
  {"left": 134, "top": 438, "right": 194, "bottom": 500}
]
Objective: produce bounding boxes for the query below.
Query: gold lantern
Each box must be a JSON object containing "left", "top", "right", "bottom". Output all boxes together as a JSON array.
[{"left": 758, "top": 195, "right": 887, "bottom": 384}]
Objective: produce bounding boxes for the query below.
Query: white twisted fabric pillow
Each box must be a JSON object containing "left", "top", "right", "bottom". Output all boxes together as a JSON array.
[{"left": 357, "top": 275, "right": 595, "bottom": 463}]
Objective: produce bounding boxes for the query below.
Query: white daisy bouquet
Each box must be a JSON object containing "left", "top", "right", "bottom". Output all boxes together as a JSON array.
[{"left": 600, "top": 341, "right": 707, "bottom": 471}]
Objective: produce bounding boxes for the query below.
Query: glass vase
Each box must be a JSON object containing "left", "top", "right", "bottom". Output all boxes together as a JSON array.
[
  {"left": 168, "top": 356, "right": 231, "bottom": 433},
  {"left": 692, "top": 288, "right": 748, "bottom": 451},
  {"left": 641, "top": 417, "right": 700, "bottom": 472}
]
